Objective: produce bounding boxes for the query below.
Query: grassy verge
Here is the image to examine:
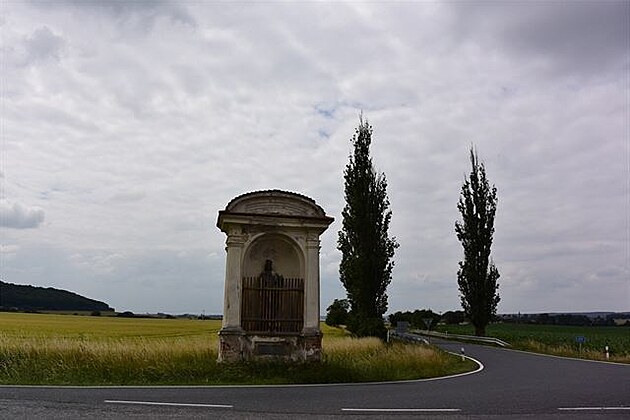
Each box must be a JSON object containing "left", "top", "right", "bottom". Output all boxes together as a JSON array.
[
  {"left": 434, "top": 323, "right": 629, "bottom": 363},
  {"left": 0, "top": 313, "right": 475, "bottom": 385}
]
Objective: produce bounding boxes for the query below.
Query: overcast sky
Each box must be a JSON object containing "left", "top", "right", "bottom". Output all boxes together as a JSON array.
[{"left": 2, "top": 1, "right": 628, "bottom": 315}]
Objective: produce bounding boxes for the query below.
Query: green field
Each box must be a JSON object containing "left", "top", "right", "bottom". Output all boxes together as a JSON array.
[
  {"left": 0, "top": 312, "right": 474, "bottom": 385},
  {"left": 435, "top": 323, "right": 629, "bottom": 363}
]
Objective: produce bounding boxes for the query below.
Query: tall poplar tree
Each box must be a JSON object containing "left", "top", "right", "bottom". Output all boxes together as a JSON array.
[
  {"left": 338, "top": 117, "right": 398, "bottom": 338},
  {"left": 455, "top": 147, "right": 500, "bottom": 336}
]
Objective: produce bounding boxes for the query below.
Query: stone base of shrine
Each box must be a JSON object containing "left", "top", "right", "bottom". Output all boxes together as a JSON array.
[{"left": 218, "top": 327, "right": 322, "bottom": 362}]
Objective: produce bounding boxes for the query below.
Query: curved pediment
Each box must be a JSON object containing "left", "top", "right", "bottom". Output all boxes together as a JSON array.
[{"left": 225, "top": 190, "right": 326, "bottom": 217}]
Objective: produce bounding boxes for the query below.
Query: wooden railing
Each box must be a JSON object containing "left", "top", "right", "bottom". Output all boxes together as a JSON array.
[{"left": 241, "top": 276, "right": 304, "bottom": 333}]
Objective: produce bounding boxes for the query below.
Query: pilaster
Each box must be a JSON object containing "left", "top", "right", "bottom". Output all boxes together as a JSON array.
[
  {"left": 303, "top": 232, "right": 321, "bottom": 332},
  {"left": 222, "top": 225, "right": 246, "bottom": 329}
]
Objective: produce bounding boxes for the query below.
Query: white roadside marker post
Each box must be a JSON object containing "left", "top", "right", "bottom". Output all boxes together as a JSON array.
[
  {"left": 461, "top": 347, "right": 465, "bottom": 361},
  {"left": 605, "top": 345, "right": 610, "bottom": 360}
]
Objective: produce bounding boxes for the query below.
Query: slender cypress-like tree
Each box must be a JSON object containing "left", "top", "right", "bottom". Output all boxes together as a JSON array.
[
  {"left": 455, "top": 147, "right": 500, "bottom": 336},
  {"left": 338, "top": 117, "right": 398, "bottom": 338}
]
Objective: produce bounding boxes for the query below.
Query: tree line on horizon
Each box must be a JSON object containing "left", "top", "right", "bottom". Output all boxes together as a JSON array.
[
  {"left": 327, "top": 305, "right": 629, "bottom": 329},
  {"left": 325, "top": 303, "right": 464, "bottom": 329},
  {"left": 501, "top": 312, "right": 629, "bottom": 327}
]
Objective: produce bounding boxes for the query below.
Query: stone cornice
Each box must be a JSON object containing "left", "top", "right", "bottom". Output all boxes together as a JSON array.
[{"left": 217, "top": 211, "right": 333, "bottom": 234}]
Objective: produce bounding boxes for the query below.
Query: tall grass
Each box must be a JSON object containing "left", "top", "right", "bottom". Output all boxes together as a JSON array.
[
  {"left": 322, "top": 336, "right": 468, "bottom": 383},
  {"left": 0, "top": 335, "right": 216, "bottom": 385},
  {"left": 0, "top": 313, "right": 474, "bottom": 385}
]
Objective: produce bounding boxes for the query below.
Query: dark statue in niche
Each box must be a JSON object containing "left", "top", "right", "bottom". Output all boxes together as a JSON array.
[
  {"left": 258, "top": 259, "right": 284, "bottom": 333},
  {"left": 259, "top": 259, "right": 284, "bottom": 288}
]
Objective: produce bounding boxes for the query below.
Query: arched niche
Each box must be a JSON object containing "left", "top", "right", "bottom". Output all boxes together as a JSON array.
[{"left": 242, "top": 233, "right": 304, "bottom": 279}]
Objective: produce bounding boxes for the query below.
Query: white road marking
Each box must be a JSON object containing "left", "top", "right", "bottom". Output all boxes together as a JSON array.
[
  {"left": 558, "top": 407, "right": 630, "bottom": 411},
  {"left": 105, "top": 400, "right": 233, "bottom": 408},
  {"left": 342, "top": 408, "right": 461, "bottom": 412}
]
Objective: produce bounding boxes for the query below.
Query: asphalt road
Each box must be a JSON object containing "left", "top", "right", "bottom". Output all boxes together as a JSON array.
[{"left": 1, "top": 339, "right": 628, "bottom": 419}]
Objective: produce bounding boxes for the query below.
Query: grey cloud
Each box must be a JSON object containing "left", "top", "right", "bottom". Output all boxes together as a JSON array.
[
  {"left": 109, "top": 190, "right": 146, "bottom": 203},
  {"left": 449, "top": 2, "right": 629, "bottom": 77},
  {"left": 0, "top": 202, "right": 45, "bottom": 229},
  {"left": 7, "top": 26, "right": 66, "bottom": 68},
  {"left": 24, "top": 26, "right": 65, "bottom": 62},
  {"left": 32, "top": 0, "right": 197, "bottom": 32}
]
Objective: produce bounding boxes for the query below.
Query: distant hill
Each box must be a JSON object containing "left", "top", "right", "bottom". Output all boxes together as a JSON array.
[{"left": 0, "top": 281, "right": 114, "bottom": 312}]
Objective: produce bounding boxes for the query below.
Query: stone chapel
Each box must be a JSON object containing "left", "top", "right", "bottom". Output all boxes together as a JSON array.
[{"left": 216, "top": 190, "right": 333, "bottom": 362}]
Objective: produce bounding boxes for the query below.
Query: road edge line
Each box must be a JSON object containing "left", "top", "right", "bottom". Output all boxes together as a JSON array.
[{"left": 105, "top": 400, "right": 232, "bottom": 408}]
